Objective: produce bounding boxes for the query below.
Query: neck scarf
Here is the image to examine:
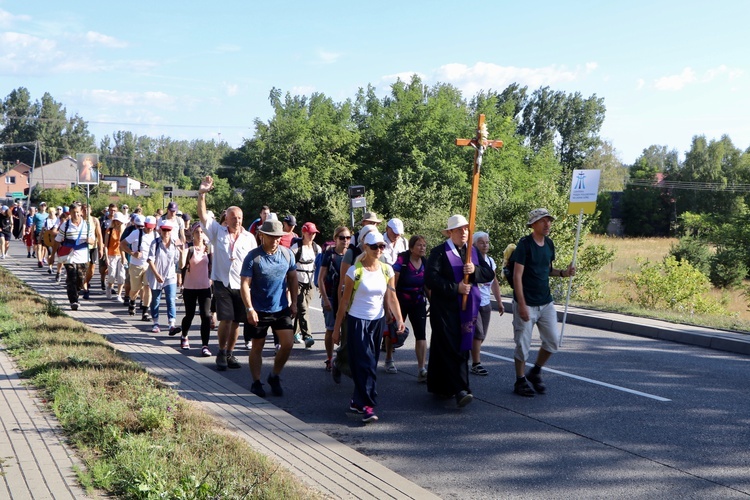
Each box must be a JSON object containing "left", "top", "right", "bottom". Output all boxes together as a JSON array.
[{"left": 445, "top": 240, "right": 481, "bottom": 351}]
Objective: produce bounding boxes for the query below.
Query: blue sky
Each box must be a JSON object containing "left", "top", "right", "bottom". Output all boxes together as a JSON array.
[{"left": 1, "top": 1, "right": 748, "bottom": 165}]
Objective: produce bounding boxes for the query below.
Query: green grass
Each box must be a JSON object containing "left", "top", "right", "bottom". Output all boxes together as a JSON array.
[{"left": 0, "top": 268, "right": 318, "bottom": 499}]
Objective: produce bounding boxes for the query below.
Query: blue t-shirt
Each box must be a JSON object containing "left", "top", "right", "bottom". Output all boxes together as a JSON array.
[
  {"left": 240, "top": 247, "right": 296, "bottom": 313},
  {"left": 33, "top": 212, "right": 48, "bottom": 232}
]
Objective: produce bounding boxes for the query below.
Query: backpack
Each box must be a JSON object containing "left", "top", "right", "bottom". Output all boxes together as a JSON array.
[
  {"left": 320, "top": 247, "right": 343, "bottom": 296},
  {"left": 503, "top": 235, "right": 552, "bottom": 288},
  {"left": 294, "top": 242, "right": 322, "bottom": 286},
  {"left": 181, "top": 245, "right": 212, "bottom": 280}
]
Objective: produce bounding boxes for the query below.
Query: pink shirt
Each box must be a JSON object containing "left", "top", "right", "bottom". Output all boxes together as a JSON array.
[{"left": 183, "top": 246, "right": 211, "bottom": 290}]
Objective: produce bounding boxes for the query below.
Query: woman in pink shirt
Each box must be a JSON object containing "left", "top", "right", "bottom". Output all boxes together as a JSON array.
[{"left": 180, "top": 224, "right": 213, "bottom": 356}]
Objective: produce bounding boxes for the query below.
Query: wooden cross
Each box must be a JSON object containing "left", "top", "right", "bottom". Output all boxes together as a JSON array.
[{"left": 455, "top": 114, "right": 503, "bottom": 309}]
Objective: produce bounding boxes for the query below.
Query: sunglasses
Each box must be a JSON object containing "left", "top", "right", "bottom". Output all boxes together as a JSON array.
[
  {"left": 337, "top": 235, "right": 352, "bottom": 240},
  {"left": 368, "top": 243, "right": 386, "bottom": 251}
]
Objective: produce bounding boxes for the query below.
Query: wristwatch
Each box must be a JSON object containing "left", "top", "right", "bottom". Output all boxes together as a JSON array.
[{"left": 246, "top": 306, "right": 254, "bottom": 312}]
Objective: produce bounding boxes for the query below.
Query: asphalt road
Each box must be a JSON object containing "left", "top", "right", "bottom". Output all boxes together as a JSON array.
[{"left": 89, "top": 285, "right": 750, "bottom": 499}]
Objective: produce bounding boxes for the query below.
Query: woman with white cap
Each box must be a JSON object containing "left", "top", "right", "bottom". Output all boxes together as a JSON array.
[
  {"left": 425, "top": 214, "right": 495, "bottom": 407},
  {"left": 333, "top": 231, "right": 404, "bottom": 423}
]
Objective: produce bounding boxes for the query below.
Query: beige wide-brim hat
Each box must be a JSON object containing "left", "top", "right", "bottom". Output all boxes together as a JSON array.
[
  {"left": 441, "top": 214, "right": 469, "bottom": 236},
  {"left": 527, "top": 208, "right": 555, "bottom": 227},
  {"left": 259, "top": 219, "right": 286, "bottom": 237},
  {"left": 360, "top": 211, "right": 382, "bottom": 224}
]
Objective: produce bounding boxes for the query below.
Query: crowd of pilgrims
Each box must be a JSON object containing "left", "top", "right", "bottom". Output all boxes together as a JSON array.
[{"left": 0, "top": 178, "right": 510, "bottom": 423}]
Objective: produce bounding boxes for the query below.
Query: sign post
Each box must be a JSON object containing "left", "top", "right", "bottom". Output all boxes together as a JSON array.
[{"left": 560, "top": 169, "right": 601, "bottom": 344}]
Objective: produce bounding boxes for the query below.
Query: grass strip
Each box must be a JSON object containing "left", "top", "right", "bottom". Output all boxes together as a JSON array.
[{"left": 0, "top": 267, "right": 319, "bottom": 499}]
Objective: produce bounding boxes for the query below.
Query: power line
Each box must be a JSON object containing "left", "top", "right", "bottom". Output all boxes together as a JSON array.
[{"left": 626, "top": 179, "right": 750, "bottom": 193}]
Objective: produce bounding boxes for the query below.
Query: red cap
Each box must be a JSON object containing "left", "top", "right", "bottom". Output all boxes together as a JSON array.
[{"left": 301, "top": 222, "right": 319, "bottom": 234}]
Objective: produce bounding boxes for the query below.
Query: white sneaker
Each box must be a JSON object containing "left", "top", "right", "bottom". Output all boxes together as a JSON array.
[
  {"left": 115, "top": 295, "right": 124, "bottom": 303},
  {"left": 385, "top": 359, "right": 397, "bottom": 374},
  {"left": 151, "top": 324, "right": 160, "bottom": 333},
  {"left": 417, "top": 367, "right": 428, "bottom": 383}
]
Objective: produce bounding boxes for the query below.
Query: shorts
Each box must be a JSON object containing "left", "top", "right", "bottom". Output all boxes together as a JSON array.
[
  {"left": 129, "top": 264, "right": 149, "bottom": 293},
  {"left": 322, "top": 297, "right": 336, "bottom": 330},
  {"left": 512, "top": 300, "right": 559, "bottom": 362},
  {"left": 1, "top": 231, "right": 11, "bottom": 241},
  {"left": 33, "top": 230, "right": 42, "bottom": 244},
  {"left": 399, "top": 299, "right": 427, "bottom": 341},
  {"left": 474, "top": 303, "right": 492, "bottom": 341},
  {"left": 245, "top": 308, "right": 294, "bottom": 339},
  {"left": 88, "top": 248, "right": 97, "bottom": 264},
  {"left": 213, "top": 281, "right": 245, "bottom": 323}
]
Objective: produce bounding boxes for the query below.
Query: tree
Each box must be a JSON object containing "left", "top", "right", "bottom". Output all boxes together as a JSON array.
[{"left": 621, "top": 146, "right": 675, "bottom": 236}]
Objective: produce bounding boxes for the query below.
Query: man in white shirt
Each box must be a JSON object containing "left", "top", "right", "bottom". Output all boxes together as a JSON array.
[
  {"left": 52, "top": 202, "right": 91, "bottom": 310},
  {"left": 382, "top": 218, "right": 408, "bottom": 265},
  {"left": 197, "top": 175, "right": 257, "bottom": 371},
  {"left": 290, "top": 222, "right": 322, "bottom": 348},
  {"left": 123, "top": 215, "right": 157, "bottom": 320}
]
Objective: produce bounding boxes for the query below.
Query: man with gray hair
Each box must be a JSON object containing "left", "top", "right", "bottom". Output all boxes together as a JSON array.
[
  {"left": 509, "top": 208, "right": 575, "bottom": 397},
  {"left": 197, "top": 175, "right": 257, "bottom": 371}
]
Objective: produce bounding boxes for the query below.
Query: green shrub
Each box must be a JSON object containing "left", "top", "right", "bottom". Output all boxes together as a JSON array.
[
  {"left": 624, "top": 256, "right": 726, "bottom": 315},
  {"left": 669, "top": 237, "right": 712, "bottom": 276},
  {"left": 710, "top": 248, "right": 748, "bottom": 289}
]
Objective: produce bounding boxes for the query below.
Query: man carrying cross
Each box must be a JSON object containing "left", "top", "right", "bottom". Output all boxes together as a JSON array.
[{"left": 423, "top": 115, "right": 501, "bottom": 407}]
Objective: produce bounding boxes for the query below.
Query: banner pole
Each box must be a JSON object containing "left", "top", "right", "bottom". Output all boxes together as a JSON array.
[{"left": 560, "top": 208, "right": 583, "bottom": 346}]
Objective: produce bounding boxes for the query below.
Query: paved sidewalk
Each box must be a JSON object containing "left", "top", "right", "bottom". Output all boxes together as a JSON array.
[{"left": 0, "top": 250, "right": 439, "bottom": 500}]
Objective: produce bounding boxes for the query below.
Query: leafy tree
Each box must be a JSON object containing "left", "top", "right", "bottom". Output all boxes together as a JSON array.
[{"left": 621, "top": 146, "right": 675, "bottom": 236}]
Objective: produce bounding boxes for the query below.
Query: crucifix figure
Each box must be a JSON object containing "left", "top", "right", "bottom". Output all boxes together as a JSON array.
[{"left": 455, "top": 114, "right": 503, "bottom": 309}]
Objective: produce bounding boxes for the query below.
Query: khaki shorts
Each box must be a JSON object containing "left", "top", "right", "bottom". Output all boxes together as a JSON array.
[{"left": 129, "top": 264, "right": 149, "bottom": 293}]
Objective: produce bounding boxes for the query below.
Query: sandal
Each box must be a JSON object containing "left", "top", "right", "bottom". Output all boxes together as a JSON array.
[{"left": 470, "top": 363, "right": 488, "bottom": 376}]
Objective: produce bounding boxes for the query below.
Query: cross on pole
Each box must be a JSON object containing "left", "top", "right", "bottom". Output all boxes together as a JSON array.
[{"left": 455, "top": 114, "right": 503, "bottom": 309}]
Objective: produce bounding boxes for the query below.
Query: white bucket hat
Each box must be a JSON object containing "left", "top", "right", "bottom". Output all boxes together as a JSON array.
[{"left": 444, "top": 214, "right": 469, "bottom": 231}]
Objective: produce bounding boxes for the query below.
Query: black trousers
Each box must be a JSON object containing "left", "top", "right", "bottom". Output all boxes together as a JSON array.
[
  {"left": 181, "top": 288, "right": 212, "bottom": 346},
  {"left": 64, "top": 263, "right": 86, "bottom": 304}
]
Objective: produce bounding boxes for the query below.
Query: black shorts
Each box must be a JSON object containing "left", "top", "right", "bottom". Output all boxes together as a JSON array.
[
  {"left": 88, "top": 248, "right": 97, "bottom": 264},
  {"left": 213, "top": 281, "right": 245, "bottom": 323},
  {"left": 245, "top": 308, "right": 294, "bottom": 339},
  {"left": 1, "top": 231, "right": 11, "bottom": 241}
]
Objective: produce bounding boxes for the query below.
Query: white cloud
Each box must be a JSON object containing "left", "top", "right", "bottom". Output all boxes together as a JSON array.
[
  {"left": 654, "top": 67, "right": 696, "bottom": 91},
  {"left": 83, "top": 89, "right": 177, "bottom": 109},
  {"left": 432, "top": 61, "right": 595, "bottom": 96},
  {"left": 223, "top": 82, "right": 239, "bottom": 96},
  {"left": 84, "top": 31, "right": 128, "bottom": 48},
  {"left": 0, "top": 32, "right": 59, "bottom": 74},
  {"left": 216, "top": 43, "right": 241, "bottom": 53},
  {"left": 317, "top": 50, "right": 341, "bottom": 64},
  {"left": 653, "top": 65, "right": 743, "bottom": 91},
  {"left": 0, "top": 8, "right": 31, "bottom": 28},
  {"left": 636, "top": 78, "right": 645, "bottom": 90},
  {"left": 291, "top": 85, "right": 316, "bottom": 96}
]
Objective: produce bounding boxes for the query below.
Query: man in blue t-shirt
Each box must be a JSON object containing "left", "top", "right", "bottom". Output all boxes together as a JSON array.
[
  {"left": 510, "top": 208, "right": 576, "bottom": 398},
  {"left": 240, "top": 219, "right": 298, "bottom": 398},
  {"left": 32, "top": 202, "right": 50, "bottom": 267}
]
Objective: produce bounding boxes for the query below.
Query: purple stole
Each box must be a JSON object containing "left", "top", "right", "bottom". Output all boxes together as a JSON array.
[{"left": 445, "top": 240, "right": 481, "bottom": 351}]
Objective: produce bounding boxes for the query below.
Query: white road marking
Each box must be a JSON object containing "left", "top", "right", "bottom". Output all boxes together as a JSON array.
[
  {"left": 481, "top": 352, "right": 672, "bottom": 402},
  {"left": 309, "top": 305, "right": 670, "bottom": 401}
]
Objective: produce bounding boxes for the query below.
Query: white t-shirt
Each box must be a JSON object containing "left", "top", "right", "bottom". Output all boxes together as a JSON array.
[
  {"left": 346, "top": 263, "right": 394, "bottom": 320},
  {"left": 202, "top": 216, "right": 257, "bottom": 289},
  {"left": 290, "top": 242, "right": 319, "bottom": 285},
  {"left": 478, "top": 255, "right": 497, "bottom": 307},
  {"left": 54, "top": 219, "right": 91, "bottom": 264},
  {"left": 382, "top": 233, "right": 408, "bottom": 266},
  {"left": 124, "top": 228, "right": 156, "bottom": 267}
]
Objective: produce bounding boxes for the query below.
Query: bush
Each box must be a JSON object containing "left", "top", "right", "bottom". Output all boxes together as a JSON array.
[
  {"left": 669, "top": 237, "right": 712, "bottom": 276},
  {"left": 566, "top": 243, "right": 616, "bottom": 302},
  {"left": 710, "top": 248, "right": 748, "bottom": 289},
  {"left": 624, "top": 256, "right": 726, "bottom": 315}
]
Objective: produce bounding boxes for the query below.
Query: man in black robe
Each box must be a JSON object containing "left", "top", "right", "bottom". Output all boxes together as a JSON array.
[{"left": 425, "top": 214, "right": 495, "bottom": 407}]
